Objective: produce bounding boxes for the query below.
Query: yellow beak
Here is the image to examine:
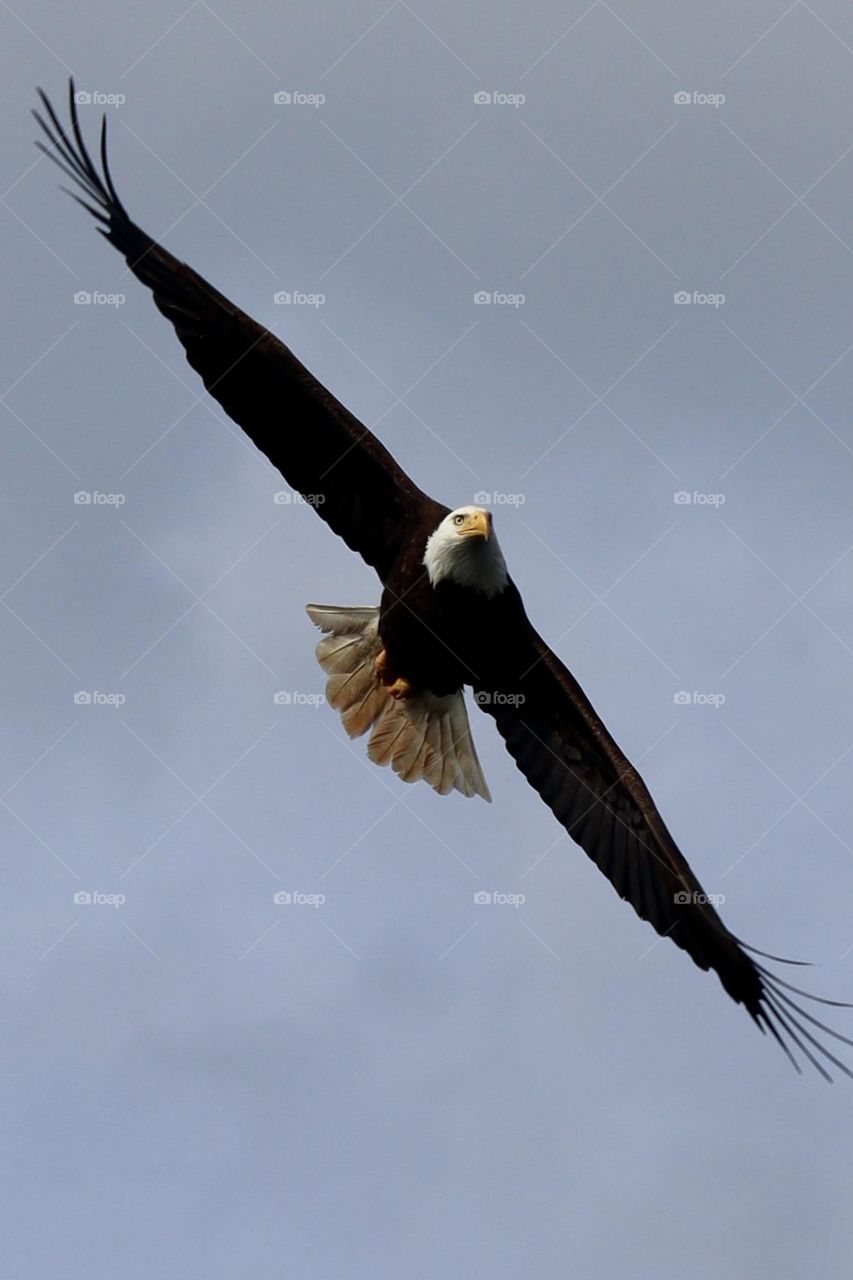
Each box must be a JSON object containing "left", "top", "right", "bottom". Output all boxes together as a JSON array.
[{"left": 462, "top": 509, "right": 491, "bottom": 541}]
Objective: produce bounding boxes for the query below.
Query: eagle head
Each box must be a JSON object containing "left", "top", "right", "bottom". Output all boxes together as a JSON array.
[{"left": 423, "top": 506, "right": 508, "bottom": 597}]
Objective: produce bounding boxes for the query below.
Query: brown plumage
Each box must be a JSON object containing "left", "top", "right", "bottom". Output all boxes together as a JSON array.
[{"left": 34, "top": 79, "right": 853, "bottom": 1077}]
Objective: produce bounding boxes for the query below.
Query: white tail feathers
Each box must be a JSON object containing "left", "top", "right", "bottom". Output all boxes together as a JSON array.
[{"left": 306, "top": 604, "right": 491, "bottom": 801}]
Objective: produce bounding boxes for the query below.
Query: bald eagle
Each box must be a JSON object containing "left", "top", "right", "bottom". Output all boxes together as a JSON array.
[{"left": 34, "top": 80, "right": 852, "bottom": 1077}]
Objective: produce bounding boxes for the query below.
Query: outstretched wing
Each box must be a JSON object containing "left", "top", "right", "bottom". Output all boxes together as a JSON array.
[
  {"left": 34, "top": 80, "right": 445, "bottom": 581},
  {"left": 476, "top": 618, "right": 853, "bottom": 1079}
]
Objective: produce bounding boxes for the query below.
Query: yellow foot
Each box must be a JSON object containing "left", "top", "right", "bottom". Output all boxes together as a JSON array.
[
  {"left": 386, "top": 676, "right": 415, "bottom": 700},
  {"left": 375, "top": 648, "right": 415, "bottom": 699}
]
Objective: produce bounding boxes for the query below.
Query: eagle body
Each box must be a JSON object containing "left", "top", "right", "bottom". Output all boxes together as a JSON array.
[
  {"left": 34, "top": 80, "right": 853, "bottom": 1076},
  {"left": 378, "top": 565, "right": 524, "bottom": 698}
]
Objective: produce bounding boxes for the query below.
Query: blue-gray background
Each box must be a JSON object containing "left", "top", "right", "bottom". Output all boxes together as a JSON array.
[{"left": 3, "top": 2, "right": 853, "bottom": 1276}]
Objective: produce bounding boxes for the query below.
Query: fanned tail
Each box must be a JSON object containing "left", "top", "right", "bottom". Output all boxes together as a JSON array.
[{"left": 306, "top": 605, "right": 491, "bottom": 802}]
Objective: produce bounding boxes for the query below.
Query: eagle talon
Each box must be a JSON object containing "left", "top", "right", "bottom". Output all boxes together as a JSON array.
[{"left": 375, "top": 648, "right": 414, "bottom": 699}]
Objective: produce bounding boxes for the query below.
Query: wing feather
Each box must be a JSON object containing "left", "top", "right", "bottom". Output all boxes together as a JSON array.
[
  {"left": 34, "top": 80, "right": 444, "bottom": 579},
  {"left": 476, "top": 618, "right": 853, "bottom": 1077}
]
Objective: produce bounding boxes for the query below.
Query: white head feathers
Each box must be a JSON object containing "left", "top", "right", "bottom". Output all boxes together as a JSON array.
[{"left": 423, "top": 506, "right": 508, "bottom": 598}]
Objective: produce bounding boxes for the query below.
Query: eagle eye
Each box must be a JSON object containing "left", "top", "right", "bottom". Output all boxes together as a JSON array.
[{"left": 453, "top": 514, "right": 465, "bottom": 526}]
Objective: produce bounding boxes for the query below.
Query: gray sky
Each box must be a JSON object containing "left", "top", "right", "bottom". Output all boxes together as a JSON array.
[{"left": 4, "top": 1, "right": 853, "bottom": 1276}]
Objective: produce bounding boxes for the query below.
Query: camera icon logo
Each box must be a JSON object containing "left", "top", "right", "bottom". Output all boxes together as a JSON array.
[
  {"left": 474, "top": 291, "right": 491, "bottom": 304},
  {"left": 473, "top": 91, "right": 492, "bottom": 105},
  {"left": 73, "top": 691, "right": 92, "bottom": 704},
  {"left": 273, "top": 91, "right": 292, "bottom": 105},
  {"left": 673, "top": 691, "right": 691, "bottom": 705},
  {"left": 273, "top": 891, "right": 292, "bottom": 904},
  {"left": 673, "top": 291, "right": 691, "bottom": 304},
  {"left": 273, "top": 691, "right": 292, "bottom": 705},
  {"left": 473, "top": 890, "right": 492, "bottom": 904},
  {"left": 73, "top": 891, "right": 92, "bottom": 904},
  {"left": 673, "top": 91, "right": 691, "bottom": 105},
  {"left": 673, "top": 890, "right": 691, "bottom": 904}
]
